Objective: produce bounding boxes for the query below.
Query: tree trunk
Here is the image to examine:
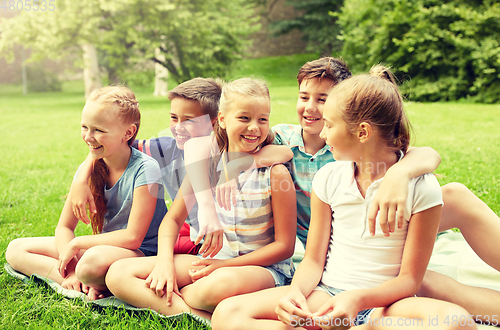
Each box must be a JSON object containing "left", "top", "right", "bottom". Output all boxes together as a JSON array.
[
  {"left": 82, "top": 43, "right": 102, "bottom": 98},
  {"left": 154, "top": 47, "right": 168, "bottom": 97}
]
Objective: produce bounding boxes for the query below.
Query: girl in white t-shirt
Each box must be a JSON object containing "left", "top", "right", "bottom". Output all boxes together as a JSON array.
[{"left": 212, "top": 66, "right": 476, "bottom": 330}]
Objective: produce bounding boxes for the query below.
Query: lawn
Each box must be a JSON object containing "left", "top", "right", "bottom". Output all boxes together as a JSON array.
[{"left": 1, "top": 53, "right": 499, "bottom": 329}]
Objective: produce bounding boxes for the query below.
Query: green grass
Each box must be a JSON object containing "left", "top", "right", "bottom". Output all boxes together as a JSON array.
[{"left": 1, "top": 54, "right": 500, "bottom": 329}]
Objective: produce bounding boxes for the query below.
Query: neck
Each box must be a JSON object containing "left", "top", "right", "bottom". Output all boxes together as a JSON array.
[
  {"left": 302, "top": 130, "right": 326, "bottom": 155},
  {"left": 354, "top": 147, "right": 398, "bottom": 195},
  {"left": 102, "top": 144, "right": 132, "bottom": 174}
]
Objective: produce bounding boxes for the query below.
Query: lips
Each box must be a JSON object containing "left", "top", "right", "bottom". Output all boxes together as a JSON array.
[
  {"left": 242, "top": 135, "right": 259, "bottom": 143},
  {"left": 175, "top": 134, "right": 191, "bottom": 141},
  {"left": 303, "top": 116, "right": 321, "bottom": 124},
  {"left": 88, "top": 144, "right": 102, "bottom": 150}
]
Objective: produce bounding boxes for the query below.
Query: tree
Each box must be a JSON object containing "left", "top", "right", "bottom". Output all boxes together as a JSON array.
[
  {"left": 338, "top": 0, "right": 500, "bottom": 103},
  {"left": 270, "top": 0, "right": 344, "bottom": 56},
  {"left": 0, "top": 0, "right": 104, "bottom": 97},
  {"left": 0, "top": 0, "right": 260, "bottom": 95}
]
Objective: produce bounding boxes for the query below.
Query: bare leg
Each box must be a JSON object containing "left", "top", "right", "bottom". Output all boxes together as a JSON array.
[
  {"left": 419, "top": 270, "right": 500, "bottom": 325},
  {"left": 181, "top": 265, "right": 276, "bottom": 313},
  {"left": 440, "top": 183, "right": 500, "bottom": 272},
  {"left": 212, "top": 286, "right": 296, "bottom": 330},
  {"left": 105, "top": 254, "right": 210, "bottom": 318},
  {"left": 364, "top": 296, "right": 477, "bottom": 330},
  {"left": 75, "top": 245, "right": 144, "bottom": 297},
  {"left": 6, "top": 237, "right": 68, "bottom": 284}
]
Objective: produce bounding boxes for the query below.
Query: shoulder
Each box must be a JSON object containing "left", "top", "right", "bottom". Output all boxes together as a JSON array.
[
  {"left": 270, "top": 163, "right": 292, "bottom": 180},
  {"left": 313, "top": 161, "right": 351, "bottom": 202},
  {"left": 272, "top": 124, "right": 300, "bottom": 145},
  {"left": 130, "top": 148, "right": 161, "bottom": 171},
  {"left": 316, "top": 161, "right": 349, "bottom": 179},
  {"left": 409, "top": 173, "right": 443, "bottom": 214}
]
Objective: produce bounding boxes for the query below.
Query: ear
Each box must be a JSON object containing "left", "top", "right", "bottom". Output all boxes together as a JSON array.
[
  {"left": 218, "top": 112, "right": 226, "bottom": 129},
  {"left": 124, "top": 124, "right": 137, "bottom": 142},
  {"left": 357, "top": 122, "right": 372, "bottom": 143},
  {"left": 210, "top": 117, "right": 217, "bottom": 128}
]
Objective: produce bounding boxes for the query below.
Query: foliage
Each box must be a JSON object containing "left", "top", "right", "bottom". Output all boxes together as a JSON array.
[
  {"left": 270, "top": 0, "right": 344, "bottom": 56},
  {"left": 337, "top": 0, "right": 500, "bottom": 103},
  {"left": 0, "top": 0, "right": 259, "bottom": 86},
  {"left": 26, "top": 64, "right": 62, "bottom": 92}
]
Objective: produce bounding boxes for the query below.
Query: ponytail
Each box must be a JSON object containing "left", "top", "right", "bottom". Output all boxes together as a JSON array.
[{"left": 88, "top": 159, "right": 109, "bottom": 234}]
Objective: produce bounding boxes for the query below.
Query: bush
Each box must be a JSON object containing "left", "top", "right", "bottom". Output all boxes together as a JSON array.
[
  {"left": 337, "top": 0, "right": 500, "bottom": 103},
  {"left": 26, "top": 65, "right": 62, "bottom": 92}
]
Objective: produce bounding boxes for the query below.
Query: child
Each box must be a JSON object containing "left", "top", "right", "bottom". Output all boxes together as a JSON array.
[
  {"left": 71, "top": 78, "right": 292, "bottom": 258},
  {"left": 105, "top": 78, "right": 297, "bottom": 318},
  {"left": 5, "top": 86, "right": 167, "bottom": 301},
  {"left": 212, "top": 66, "right": 475, "bottom": 330},
  {"left": 272, "top": 57, "right": 443, "bottom": 247}
]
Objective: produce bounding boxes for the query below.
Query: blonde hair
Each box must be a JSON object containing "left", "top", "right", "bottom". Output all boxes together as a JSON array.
[
  {"left": 330, "top": 64, "right": 411, "bottom": 154},
  {"left": 210, "top": 78, "right": 274, "bottom": 187},
  {"left": 86, "top": 86, "right": 140, "bottom": 234}
]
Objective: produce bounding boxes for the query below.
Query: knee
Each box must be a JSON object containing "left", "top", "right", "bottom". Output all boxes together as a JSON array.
[
  {"left": 6, "top": 238, "right": 27, "bottom": 268},
  {"left": 105, "top": 259, "right": 129, "bottom": 293},
  {"left": 75, "top": 247, "right": 111, "bottom": 283},
  {"left": 188, "top": 268, "right": 237, "bottom": 308},
  {"left": 212, "top": 297, "right": 245, "bottom": 330},
  {"left": 436, "top": 304, "right": 476, "bottom": 330},
  {"left": 442, "top": 182, "right": 470, "bottom": 204}
]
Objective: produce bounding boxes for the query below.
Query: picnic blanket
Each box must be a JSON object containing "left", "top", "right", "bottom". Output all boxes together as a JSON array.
[
  {"left": 5, "top": 230, "right": 500, "bottom": 329},
  {"left": 3, "top": 262, "right": 211, "bottom": 328}
]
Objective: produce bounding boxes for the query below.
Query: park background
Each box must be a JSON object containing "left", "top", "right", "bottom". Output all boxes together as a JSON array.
[{"left": 1, "top": 0, "right": 499, "bottom": 329}]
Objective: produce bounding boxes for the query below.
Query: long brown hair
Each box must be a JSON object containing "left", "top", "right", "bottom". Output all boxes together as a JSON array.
[
  {"left": 330, "top": 64, "right": 411, "bottom": 155},
  {"left": 86, "top": 86, "right": 140, "bottom": 234},
  {"left": 209, "top": 78, "right": 274, "bottom": 189}
]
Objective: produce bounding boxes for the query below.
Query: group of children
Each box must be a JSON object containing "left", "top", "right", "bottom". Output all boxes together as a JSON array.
[{"left": 6, "top": 57, "right": 500, "bottom": 329}]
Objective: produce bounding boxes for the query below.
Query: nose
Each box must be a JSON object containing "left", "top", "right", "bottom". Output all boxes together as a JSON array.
[
  {"left": 84, "top": 130, "right": 95, "bottom": 142},
  {"left": 175, "top": 121, "right": 187, "bottom": 132},
  {"left": 319, "top": 126, "right": 326, "bottom": 140},
  {"left": 305, "top": 99, "right": 316, "bottom": 113},
  {"left": 248, "top": 120, "right": 258, "bottom": 132}
]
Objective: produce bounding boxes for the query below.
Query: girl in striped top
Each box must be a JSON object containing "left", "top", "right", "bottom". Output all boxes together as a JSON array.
[{"left": 105, "top": 78, "right": 297, "bottom": 318}]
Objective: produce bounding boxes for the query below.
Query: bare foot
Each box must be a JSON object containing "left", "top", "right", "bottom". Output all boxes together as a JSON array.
[{"left": 87, "top": 287, "right": 111, "bottom": 301}]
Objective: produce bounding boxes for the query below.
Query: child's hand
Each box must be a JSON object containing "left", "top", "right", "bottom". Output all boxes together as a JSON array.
[
  {"left": 87, "top": 287, "right": 106, "bottom": 301},
  {"left": 368, "top": 166, "right": 409, "bottom": 236},
  {"left": 71, "top": 182, "right": 96, "bottom": 225},
  {"left": 145, "top": 260, "right": 180, "bottom": 306},
  {"left": 57, "top": 242, "right": 80, "bottom": 278},
  {"left": 195, "top": 208, "right": 224, "bottom": 258},
  {"left": 188, "top": 259, "right": 224, "bottom": 282},
  {"left": 312, "top": 291, "right": 363, "bottom": 330},
  {"left": 216, "top": 179, "right": 238, "bottom": 211},
  {"left": 275, "top": 289, "right": 313, "bottom": 326},
  {"left": 61, "top": 273, "right": 84, "bottom": 292}
]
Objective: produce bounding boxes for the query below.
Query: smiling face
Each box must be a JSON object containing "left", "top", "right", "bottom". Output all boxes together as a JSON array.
[
  {"left": 169, "top": 98, "right": 214, "bottom": 150},
  {"left": 81, "top": 101, "right": 133, "bottom": 161},
  {"left": 218, "top": 96, "right": 270, "bottom": 154},
  {"left": 320, "top": 96, "right": 358, "bottom": 161},
  {"left": 296, "top": 77, "right": 335, "bottom": 138}
]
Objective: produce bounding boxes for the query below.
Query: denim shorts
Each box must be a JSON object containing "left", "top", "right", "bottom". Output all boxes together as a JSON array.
[
  {"left": 314, "top": 283, "right": 374, "bottom": 326},
  {"left": 264, "top": 266, "right": 290, "bottom": 287}
]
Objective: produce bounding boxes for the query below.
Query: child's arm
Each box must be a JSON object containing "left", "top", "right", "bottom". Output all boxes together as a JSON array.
[
  {"left": 313, "top": 205, "right": 442, "bottom": 324},
  {"left": 145, "top": 177, "right": 196, "bottom": 306},
  {"left": 368, "top": 146, "right": 441, "bottom": 236},
  {"left": 216, "top": 144, "right": 293, "bottom": 210},
  {"left": 70, "top": 153, "right": 96, "bottom": 225},
  {"left": 58, "top": 183, "right": 160, "bottom": 277},
  {"left": 188, "top": 164, "right": 297, "bottom": 282},
  {"left": 275, "top": 190, "right": 332, "bottom": 325}
]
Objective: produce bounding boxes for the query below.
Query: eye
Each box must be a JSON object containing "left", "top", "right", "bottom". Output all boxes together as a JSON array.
[
  {"left": 299, "top": 96, "right": 308, "bottom": 101},
  {"left": 81, "top": 125, "right": 88, "bottom": 130},
  {"left": 185, "top": 118, "right": 195, "bottom": 123},
  {"left": 96, "top": 129, "right": 104, "bottom": 133},
  {"left": 170, "top": 115, "right": 178, "bottom": 121},
  {"left": 259, "top": 118, "right": 268, "bottom": 122},
  {"left": 239, "top": 116, "right": 249, "bottom": 120},
  {"left": 319, "top": 98, "right": 327, "bottom": 103}
]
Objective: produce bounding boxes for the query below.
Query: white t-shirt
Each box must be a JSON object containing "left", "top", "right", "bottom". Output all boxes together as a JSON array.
[{"left": 312, "top": 160, "right": 443, "bottom": 291}]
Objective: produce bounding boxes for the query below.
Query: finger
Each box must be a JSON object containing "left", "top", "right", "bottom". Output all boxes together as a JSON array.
[
  {"left": 81, "top": 210, "right": 91, "bottom": 225},
  {"left": 216, "top": 186, "right": 224, "bottom": 208},
  {"left": 377, "top": 205, "right": 389, "bottom": 236},
  {"left": 313, "top": 302, "right": 334, "bottom": 317},
  {"left": 88, "top": 195, "right": 97, "bottom": 214},
  {"left": 223, "top": 186, "right": 231, "bottom": 211},
  {"left": 367, "top": 203, "right": 379, "bottom": 236},
  {"left": 396, "top": 203, "right": 406, "bottom": 229},
  {"left": 194, "top": 233, "right": 204, "bottom": 246},
  {"left": 155, "top": 280, "right": 165, "bottom": 297},
  {"left": 166, "top": 280, "right": 173, "bottom": 306},
  {"left": 387, "top": 204, "right": 396, "bottom": 233},
  {"left": 145, "top": 274, "right": 152, "bottom": 287},
  {"left": 211, "top": 232, "right": 224, "bottom": 257},
  {"left": 199, "top": 235, "right": 213, "bottom": 258},
  {"left": 231, "top": 186, "right": 237, "bottom": 206},
  {"left": 82, "top": 284, "right": 89, "bottom": 294}
]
